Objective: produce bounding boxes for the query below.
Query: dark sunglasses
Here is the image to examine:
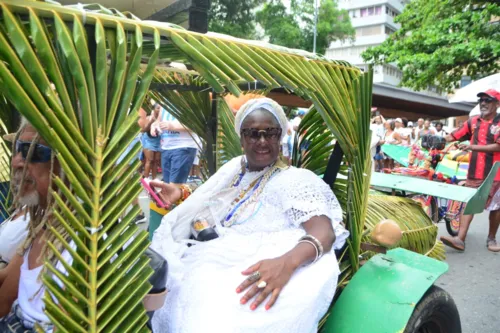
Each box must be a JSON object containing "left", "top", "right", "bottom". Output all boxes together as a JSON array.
[
  {"left": 15, "top": 141, "right": 52, "bottom": 163},
  {"left": 241, "top": 128, "right": 282, "bottom": 143},
  {"left": 478, "top": 97, "right": 497, "bottom": 104}
]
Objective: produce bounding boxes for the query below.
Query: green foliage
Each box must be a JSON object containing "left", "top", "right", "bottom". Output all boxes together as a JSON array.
[
  {"left": 256, "top": 0, "right": 355, "bottom": 55},
  {"left": 0, "top": 1, "right": 158, "bottom": 331},
  {"left": 362, "top": 0, "right": 500, "bottom": 92},
  {"left": 208, "top": 0, "right": 265, "bottom": 39},
  {"left": 217, "top": 97, "right": 243, "bottom": 168}
]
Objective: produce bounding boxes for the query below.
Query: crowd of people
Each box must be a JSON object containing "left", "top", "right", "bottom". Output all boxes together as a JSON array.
[
  {"left": 370, "top": 114, "right": 455, "bottom": 171},
  {"left": 371, "top": 89, "right": 500, "bottom": 253}
]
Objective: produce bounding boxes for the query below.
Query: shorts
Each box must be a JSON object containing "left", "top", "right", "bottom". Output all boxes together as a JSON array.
[
  {"left": 161, "top": 147, "right": 197, "bottom": 183},
  {"left": 374, "top": 153, "right": 384, "bottom": 161},
  {"left": 142, "top": 133, "right": 161, "bottom": 152},
  {"left": 0, "top": 302, "right": 53, "bottom": 333},
  {"left": 465, "top": 179, "right": 500, "bottom": 212}
]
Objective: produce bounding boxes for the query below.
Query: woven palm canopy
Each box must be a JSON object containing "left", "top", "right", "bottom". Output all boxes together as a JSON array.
[{"left": 0, "top": 2, "right": 446, "bottom": 333}]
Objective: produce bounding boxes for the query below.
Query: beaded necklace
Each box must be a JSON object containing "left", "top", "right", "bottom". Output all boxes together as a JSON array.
[{"left": 223, "top": 159, "right": 287, "bottom": 227}]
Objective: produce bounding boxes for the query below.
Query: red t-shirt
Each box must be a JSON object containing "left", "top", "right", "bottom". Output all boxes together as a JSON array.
[{"left": 451, "top": 115, "right": 500, "bottom": 181}]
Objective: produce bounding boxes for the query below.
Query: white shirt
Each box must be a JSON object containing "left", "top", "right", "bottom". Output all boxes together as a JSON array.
[
  {"left": 0, "top": 211, "right": 29, "bottom": 263},
  {"left": 292, "top": 116, "right": 302, "bottom": 129},
  {"left": 160, "top": 109, "right": 198, "bottom": 150}
]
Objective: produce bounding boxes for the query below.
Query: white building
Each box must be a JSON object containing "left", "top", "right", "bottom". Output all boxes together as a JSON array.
[
  {"left": 326, "top": 0, "right": 410, "bottom": 87},
  {"left": 324, "top": 0, "right": 475, "bottom": 123}
]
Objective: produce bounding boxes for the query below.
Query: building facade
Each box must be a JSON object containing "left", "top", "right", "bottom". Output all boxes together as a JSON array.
[
  {"left": 326, "top": 0, "right": 409, "bottom": 87},
  {"left": 325, "top": 0, "right": 474, "bottom": 123}
]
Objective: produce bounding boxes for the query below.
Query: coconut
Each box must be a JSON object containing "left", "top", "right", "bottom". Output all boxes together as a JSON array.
[{"left": 370, "top": 219, "right": 403, "bottom": 248}]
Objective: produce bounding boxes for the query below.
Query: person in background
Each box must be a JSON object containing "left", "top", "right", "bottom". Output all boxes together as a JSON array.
[
  {"left": 281, "top": 120, "right": 293, "bottom": 165},
  {"left": 152, "top": 108, "right": 198, "bottom": 184},
  {"left": 141, "top": 104, "right": 162, "bottom": 180},
  {"left": 188, "top": 134, "right": 203, "bottom": 183},
  {"left": 395, "top": 118, "right": 410, "bottom": 145},
  {"left": 381, "top": 120, "right": 401, "bottom": 170},
  {"left": 407, "top": 121, "right": 417, "bottom": 144},
  {"left": 292, "top": 109, "right": 306, "bottom": 131},
  {"left": 440, "top": 89, "right": 500, "bottom": 252},
  {"left": 434, "top": 122, "right": 447, "bottom": 137},
  {"left": 370, "top": 115, "right": 385, "bottom": 139},
  {"left": 413, "top": 118, "right": 425, "bottom": 142},
  {"left": 417, "top": 119, "right": 436, "bottom": 141},
  {"left": 371, "top": 115, "right": 385, "bottom": 172}
]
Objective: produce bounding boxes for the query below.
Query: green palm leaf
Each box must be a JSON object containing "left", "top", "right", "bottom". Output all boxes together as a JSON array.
[
  {"left": 0, "top": 2, "right": 159, "bottom": 331},
  {"left": 216, "top": 97, "right": 243, "bottom": 167},
  {"left": 0, "top": 97, "right": 13, "bottom": 220}
]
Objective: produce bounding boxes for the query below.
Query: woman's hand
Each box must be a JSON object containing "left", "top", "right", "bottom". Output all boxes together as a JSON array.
[
  {"left": 149, "top": 180, "right": 182, "bottom": 208},
  {"left": 236, "top": 256, "right": 296, "bottom": 311}
]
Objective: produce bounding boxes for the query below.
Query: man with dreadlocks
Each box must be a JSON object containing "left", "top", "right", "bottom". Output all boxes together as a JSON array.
[{"left": 0, "top": 121, "right": 64, "bottom": 332}]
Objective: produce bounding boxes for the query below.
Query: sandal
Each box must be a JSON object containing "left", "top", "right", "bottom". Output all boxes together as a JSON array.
[
  {"left": 440, "top": 235, "right": 465, "bottom": 251},
  {"left": 487, "top": 238, "right": 500, "bottom": 252}
]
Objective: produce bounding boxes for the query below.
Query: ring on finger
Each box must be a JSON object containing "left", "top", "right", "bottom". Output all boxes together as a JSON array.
[
  {"left": 257, "top": 281, "right": 267, "bottom": 289},
  {"left": 248, "top": 271, "right": 261, "bottom": 283}
]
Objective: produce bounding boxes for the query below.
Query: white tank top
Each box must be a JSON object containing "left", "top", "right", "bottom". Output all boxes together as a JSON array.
[
  {"left": 0, "top": 211, "right": 29, "bottom": 263},
  {"left": 18, "top": 250, "right": 49, "bottom": 323},
  {"left": 18, "top": 245, "right": 73, "bottom": 324}
]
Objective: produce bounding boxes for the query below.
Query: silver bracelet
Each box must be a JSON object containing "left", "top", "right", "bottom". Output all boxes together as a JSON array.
[
  {"left": 299, "top": 234, "right": 324, "bottom": 260},
  {"left": 298, "top": 240, "right": 319, "bottom": 263}
]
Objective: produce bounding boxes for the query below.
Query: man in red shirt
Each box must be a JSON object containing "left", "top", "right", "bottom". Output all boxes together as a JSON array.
[{"left": 440, "top": 89, "right": 500, "bottom": 252}]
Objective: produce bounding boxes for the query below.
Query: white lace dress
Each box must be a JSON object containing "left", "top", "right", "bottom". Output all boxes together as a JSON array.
[{"left": 151, "top": 157, "right": 348, "bottom": 333}]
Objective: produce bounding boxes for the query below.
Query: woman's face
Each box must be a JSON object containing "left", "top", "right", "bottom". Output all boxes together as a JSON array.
[
  {"left": 154, "top": 104, "right": 161, "bottom": 117},
  {"left": 436, "top": 124, "right": 442, "bottom": 131},
  {"left": 384, "top": 121, "right": 391, "bottom": 130},
  {"left": 240, "top": 110, "right": 281, "bottom": 171}
]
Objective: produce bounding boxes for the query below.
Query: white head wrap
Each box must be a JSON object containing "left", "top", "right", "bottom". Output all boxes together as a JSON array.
[{"left": 234, "top": 98, "right": 289, "bottom": 140}]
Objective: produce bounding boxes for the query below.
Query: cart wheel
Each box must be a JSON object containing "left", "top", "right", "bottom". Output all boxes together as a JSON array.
[
  {"left": 410, "top": 195, "right": 439, "bottom": 224},
  {"left": 444, "top": 200, "right": 463, "bottom": 237},
  {"left": 404, "top": 286, "right": 461, "bottom": 333}
]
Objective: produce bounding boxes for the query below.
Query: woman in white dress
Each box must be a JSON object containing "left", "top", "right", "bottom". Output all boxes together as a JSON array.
[{"left": 150, "top": 98, "right": 349, "bottom": 333}]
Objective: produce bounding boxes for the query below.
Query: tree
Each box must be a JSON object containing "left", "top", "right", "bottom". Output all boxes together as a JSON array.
[
  {"left": 256, "top": 0, "right": 355, "bottom": 55},
  {"left": 362, "top": 0, "right": 500, "bottom": 93},
  {"left": 208, "top": 0, "right": 265, "bottom": 39}
]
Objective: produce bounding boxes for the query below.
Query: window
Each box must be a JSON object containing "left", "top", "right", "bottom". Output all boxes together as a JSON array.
[
  {"left": 385, "top": 26, "right": 396, "bottom": 35},
  {"left": 460, "top": 76, "right": 472, "bottom": 88},
  {"left": 385, "top": 6, "right": 399, "bottom": 18},
  {"left": 356, "top": 26, "right": 383, "bottom": 37},
  {"left": 360, "top": 6, "right": 381, "bottom": 17}
]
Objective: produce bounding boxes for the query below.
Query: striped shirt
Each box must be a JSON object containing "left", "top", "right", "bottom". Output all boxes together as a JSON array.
[{"left": 451, "top": 115, "right": 500, "bottom": 181}]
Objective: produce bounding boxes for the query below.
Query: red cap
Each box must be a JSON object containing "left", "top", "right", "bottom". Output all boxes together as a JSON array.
[{"left": 477, "top": 89, "right": 500, "bottom": 101}]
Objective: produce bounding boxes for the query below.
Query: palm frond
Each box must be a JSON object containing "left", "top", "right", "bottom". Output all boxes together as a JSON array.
[
  {"left": 0, "top": 3, "right": 159, "bottom": 331},
  {"left": 0, "top": 98, "right": 13, "bottom": 220},
  {"left": 217, "top": 97, "right": 242, "bottom": 167},
  {"left": 365, "top": 194, "right": 446, "bottom": 261}
]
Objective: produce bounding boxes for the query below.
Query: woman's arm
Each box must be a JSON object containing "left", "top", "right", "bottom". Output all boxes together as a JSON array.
[
  {"left": 393, "top": 132, "right": 402, "bottom": 145},
  {"left": 283, "top": 216, "right": 335, "bottom": 268},
  {"left": 159, "top": 120, "right": 190, "bottom": 133},
  {"left": 0, "top": 254, "right": 22, "bottom": 317}
]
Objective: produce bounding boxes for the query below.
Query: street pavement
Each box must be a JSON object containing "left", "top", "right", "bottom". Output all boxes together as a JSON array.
[{"left": 436, "top": 211, "right": 500, "bottom": 333}]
